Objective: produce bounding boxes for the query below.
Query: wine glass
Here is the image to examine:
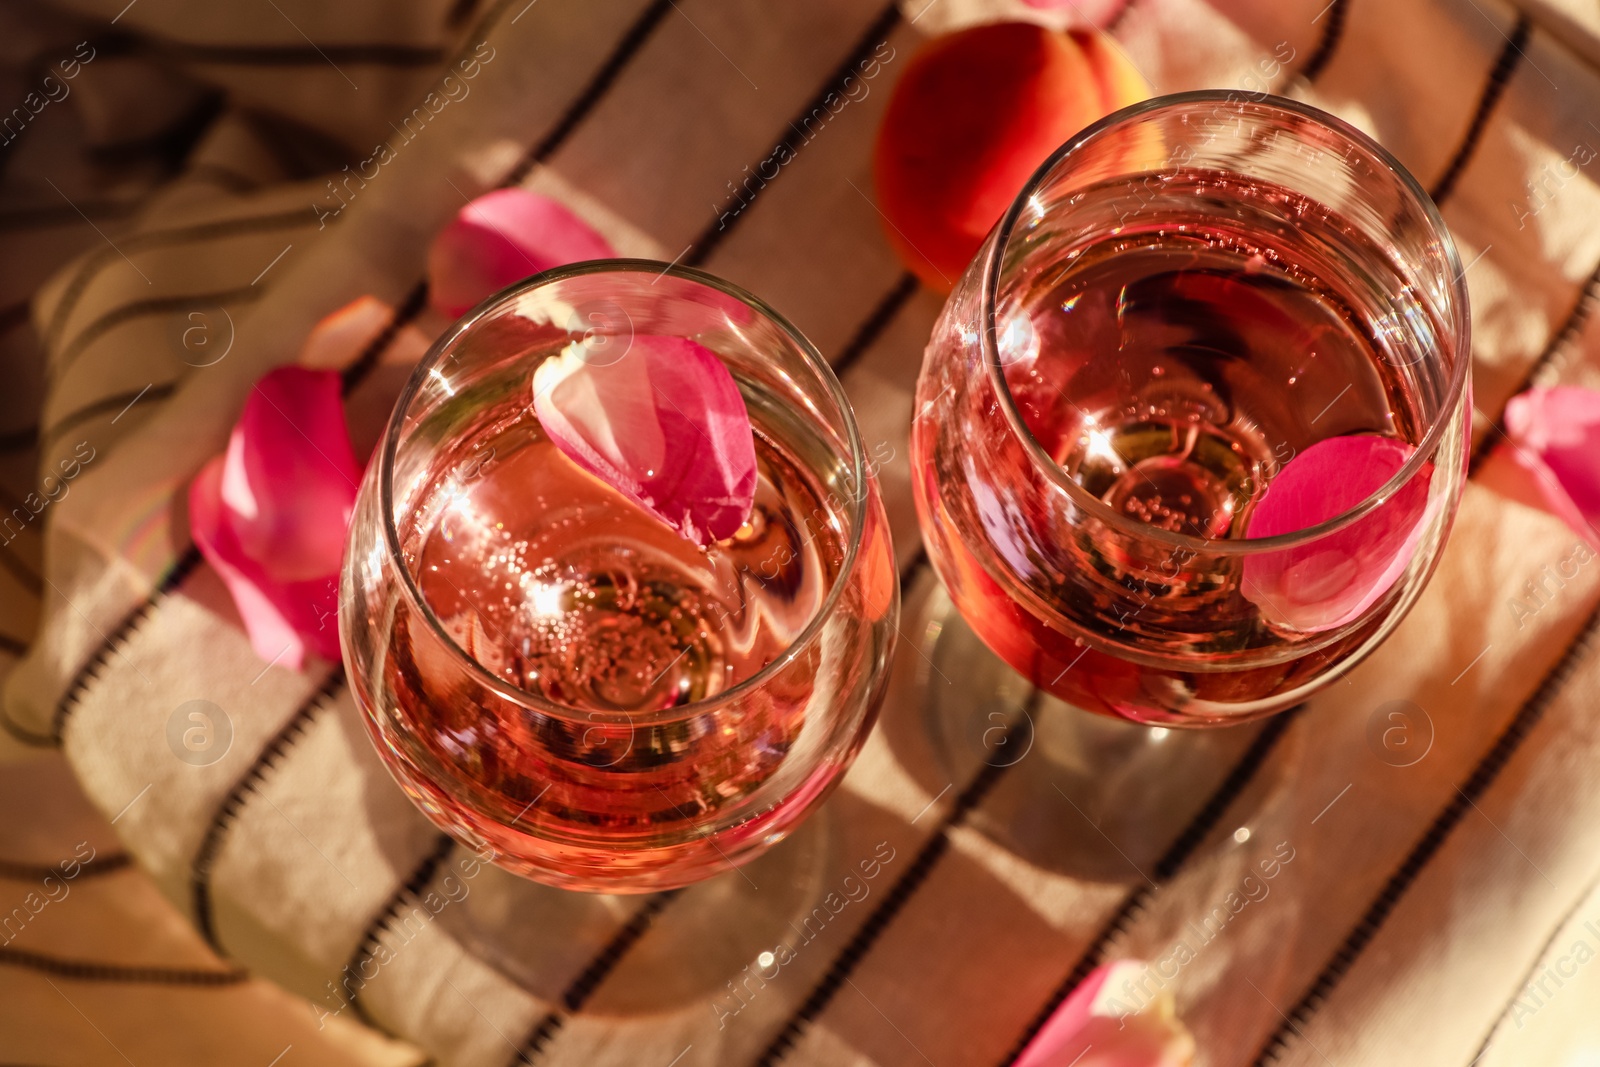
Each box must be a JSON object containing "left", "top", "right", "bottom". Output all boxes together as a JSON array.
[
  {"left": 908, "top": 92, "right": 1470, "bottom": 869},
  {"left": 340, "top": 261, "right": 898, "bottom": 895}
]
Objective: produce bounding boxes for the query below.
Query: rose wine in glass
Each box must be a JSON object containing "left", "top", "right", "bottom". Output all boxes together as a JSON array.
[
  {"left": 394, "top": 358, "right": 850, "bottom": 833},
  {"left": 908, "top": 93, "right": 1469, "bottom": 870},
  {"left": 914, "top": 93, "right": 1470, "bottom": 729},
  {"left": 342, "top": 263, "right": 897, "bottom": 893},
  {"left": 403, "top": 395, "right": 846, "bottom": 718}
]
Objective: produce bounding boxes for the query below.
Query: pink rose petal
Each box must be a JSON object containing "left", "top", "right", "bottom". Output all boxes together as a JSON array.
[
  {"left": 299, "top": 295, "right": 430, "bottom": 371},
  {"left": 1504, "top": 386, "right": 1600, "bottom": 547},
  {"left": 1015, "top": 960, "right": 1195, "bottom": 1067},
  {"left": 1020, "top": 0, "right": 1128, "bottom": 26},
  {"left": 428, "top": 189, "right": 617, "bottom": 318},
  {"left": 1241, "top": 435, "right": 1432, "bottom": 634},
  {"left": 533, "top": 335, "right": 757, "bottom": 546},
  {"left": 190, "top": 367, "right": 362, "bottom": 667}
]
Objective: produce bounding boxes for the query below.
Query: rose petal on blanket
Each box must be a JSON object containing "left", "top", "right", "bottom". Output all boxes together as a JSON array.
[
  {"left": 1014, "top": 960, "right": 1196, "bottom": 1067},
  {"left": 298, "top": 295, "right": 430, "bottom": 370},
  {"left": 190, "top": 367, "right": 361, "bottom": 667},
  {"left": 1503, "top": 386, "right": 1600, "bottom": 547},
  {"left": 1020, "top": 0, "right": 1130, "bottom": 26},
  {"left": 428, "top": 189, "right": 617, "bottom": 318}
]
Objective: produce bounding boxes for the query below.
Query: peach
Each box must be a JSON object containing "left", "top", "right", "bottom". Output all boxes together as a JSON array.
[{"left": 873, "top": 22, "right": 1150, "bottom": 291}]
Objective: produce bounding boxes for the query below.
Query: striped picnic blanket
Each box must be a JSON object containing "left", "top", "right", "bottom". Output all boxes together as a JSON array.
[{"left": 5, "top": 0, "right": 1600, "bottom": 1064}]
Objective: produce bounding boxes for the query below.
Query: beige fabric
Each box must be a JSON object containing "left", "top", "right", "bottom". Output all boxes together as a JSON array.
[{"left": 4, "top": 0, "right": 1600, "bottom": 1065}]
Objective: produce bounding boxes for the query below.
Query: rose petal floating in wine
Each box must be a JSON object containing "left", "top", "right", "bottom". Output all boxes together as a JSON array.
[
  {"left": 298, "top": 295, "right": 430, "bottom": 371},
  {"left": 1503, "top": 385, "right": 1600, "bottom": 547},
  {"left": 1014, "top": 960, "right": 1196, "bottom": 1067},
  {"left": 428, "top": 189, "right": 617, "bottom": 318},
  {"left": 533, "top": 335, "right": 757, "bottom": 546},
  {"left": 873, "top": 22, "right": 1150, "bottom": 290},
  {"left": 190, "top": 366, "right": 362, "bottom": 668},
  {"left": 1241, "top": 435, "right": 1432, "bottom": 634}
]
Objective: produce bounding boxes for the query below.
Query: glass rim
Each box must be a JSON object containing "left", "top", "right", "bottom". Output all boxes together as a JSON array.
[
  {"left": 377, "top": 258, "right": 871, "bottom": 726},
  {"left": 981, "top": 89, "right": 1472, "bottom": 556}
]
